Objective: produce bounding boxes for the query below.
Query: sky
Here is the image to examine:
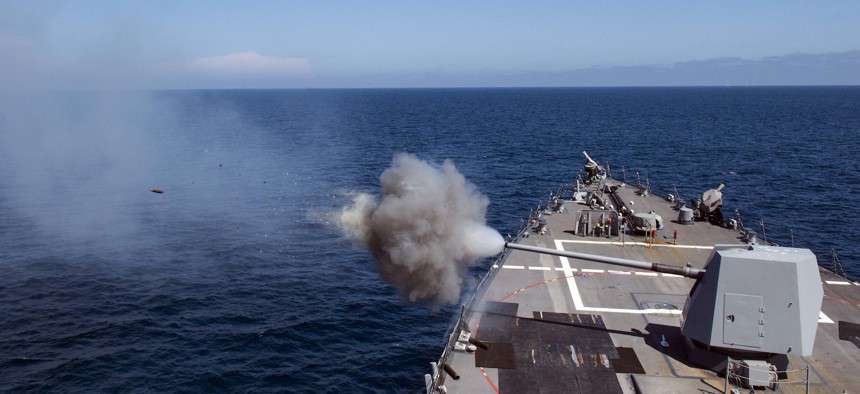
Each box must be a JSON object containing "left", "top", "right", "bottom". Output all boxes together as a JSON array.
[{"left": 2, "top": 1, "right": 859, "bottom": 89}]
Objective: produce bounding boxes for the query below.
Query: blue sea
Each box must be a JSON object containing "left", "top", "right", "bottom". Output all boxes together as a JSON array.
[{"left": 1, "top": 87, "right": 858, "bottom": 392}]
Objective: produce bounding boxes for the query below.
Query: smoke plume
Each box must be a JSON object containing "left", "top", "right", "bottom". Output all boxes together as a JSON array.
[{"left": 338, "top": 153, "right": 504, "bottom": 305}]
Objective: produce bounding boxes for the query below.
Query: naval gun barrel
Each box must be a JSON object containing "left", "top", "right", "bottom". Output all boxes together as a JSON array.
[
  {"left": 582, "top": 150, "right": 598, "bottom": 166},
  {"left": 504, "top": 242, "right": 705, "bottom": 279}
]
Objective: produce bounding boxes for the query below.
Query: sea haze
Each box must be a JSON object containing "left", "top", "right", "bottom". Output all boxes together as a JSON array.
[{"left": 0, "top": 87, "right": 858, "bottom": 392}]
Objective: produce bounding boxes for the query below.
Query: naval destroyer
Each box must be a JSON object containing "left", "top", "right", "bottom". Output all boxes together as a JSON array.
[{"left": 425, "top": 152, "right": 860, "bottom": 393}]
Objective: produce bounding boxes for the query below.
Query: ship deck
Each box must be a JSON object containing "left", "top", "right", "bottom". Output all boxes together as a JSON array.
[{"left": 434, "top": 178, "right": 860, "bottom": 393}]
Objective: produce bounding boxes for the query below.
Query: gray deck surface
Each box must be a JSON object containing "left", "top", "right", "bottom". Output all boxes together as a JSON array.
[{"left": 438, "top": 178, "right": 860, "bottom": 393}]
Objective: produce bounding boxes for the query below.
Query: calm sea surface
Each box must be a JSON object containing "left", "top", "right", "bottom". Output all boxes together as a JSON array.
[{"left": 1, "top": 87, "right": 858, "bottom": 392}]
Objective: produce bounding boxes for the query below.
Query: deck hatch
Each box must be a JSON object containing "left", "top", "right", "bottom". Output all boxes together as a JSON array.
[{"left": 722, "top": 293, "right": 763, "bottom": 348}]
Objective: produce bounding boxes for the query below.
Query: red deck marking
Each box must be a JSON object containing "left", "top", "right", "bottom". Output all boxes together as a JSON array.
[
  {"left": 824, "top": 293, "right": 860, "bottom": 308},
  {"left": 480, "top": 367, "right": 499, "bottom": 394},
  {"left": 499, "top": 273, "right": 592, "bottom": 302}
]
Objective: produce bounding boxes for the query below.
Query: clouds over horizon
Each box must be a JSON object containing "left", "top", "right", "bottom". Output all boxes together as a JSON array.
[
  {"left": 0, "top": 47, "right": 314, "bottom": 90},
  {"left": 159, "top": 51, "right": 314, "bottom": 89},
  {"left": 186, "top": 51, "right": 312, "bottom": 76},
  {"left": 3, "top": 1, "right": 860, "bottom": 89},
  {"left": 2, "top": 45, "right": 859, "bottom": 90}
]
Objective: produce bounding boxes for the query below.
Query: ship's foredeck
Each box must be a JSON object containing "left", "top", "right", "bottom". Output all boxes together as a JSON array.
[{"left": 433, "top": 178, "right": 860, "bottom": 393}]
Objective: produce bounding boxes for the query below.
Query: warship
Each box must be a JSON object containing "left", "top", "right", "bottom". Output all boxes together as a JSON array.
[{"left": 425, "top": 152, "right": 860, "bottom": 393}]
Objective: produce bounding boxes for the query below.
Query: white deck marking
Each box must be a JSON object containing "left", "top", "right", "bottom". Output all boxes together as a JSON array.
[
  {"left": 608, "top": 270, "right": 632, "bottom": 275},
  {"left": 661, "top": 273, "right": 683, "bottom": 278},
  {"left": 825, "top": 280, "right": 852, "bottom": 285},
  {"left": 557, "top": 239, "right": 714, "bottom": 250},
  {"left": 502, "top": 265, "right": 525, "bottom": 270},
  {"left": 581, "top": 268, "right": 605, "bottom": 273},
  {"left": 528, "top": 266, "right": 551, "bottom": 271},
  {"left": 553, "top": 239, "right": 682, "bottom": 315},
  {"left": 634, "top": 272, "right": 659, "bottom": 277},
  {"left": 549, "top": 239, "right": 837, "bottom": 321}
]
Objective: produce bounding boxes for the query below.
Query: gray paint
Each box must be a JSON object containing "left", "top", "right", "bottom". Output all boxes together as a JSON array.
[{"left": 681, "top": 244, "right": 823, "bottom": 355}]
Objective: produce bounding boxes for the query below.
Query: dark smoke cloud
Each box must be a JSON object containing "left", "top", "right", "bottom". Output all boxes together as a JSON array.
[{"left": 338, "top": 153, "right": 504, "bottom": 305}]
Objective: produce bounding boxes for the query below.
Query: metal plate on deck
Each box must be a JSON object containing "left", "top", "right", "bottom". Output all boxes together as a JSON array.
[
  {"left": 475, "top": 342, "right": 516, "bottom": 369},
  {"left": 610, "top": 347, "right": 645, "bottom": 374},
  {"left": 838, "top": 320, "right": 860, "bottom": 349},
  {"left": 491, "top": 311, "right": 623, "bottom": 393},
  {"left": 479, "top": 301, "right": 519, "bottom": 342}
]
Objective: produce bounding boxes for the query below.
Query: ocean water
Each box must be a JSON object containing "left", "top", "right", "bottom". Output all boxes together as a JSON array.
[{"left": 0, "top": 87, "right": 858, "bottom": 392}]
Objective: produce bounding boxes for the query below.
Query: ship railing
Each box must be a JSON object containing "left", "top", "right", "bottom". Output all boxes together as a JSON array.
[
  {"left": 731, "top": 207, "right": 856, "bottom": 281},
  {"left": 425, "top": 305, "right": 464, "bottom": 393},
  {"left": 426, "top": 214, "right": 532, "bottom": 393},
  {"left": 636, "top": 177, "right": 855, "bottom": 281},
  {"left": 426, "top": 247, "right": 513, "bottom": 393}
]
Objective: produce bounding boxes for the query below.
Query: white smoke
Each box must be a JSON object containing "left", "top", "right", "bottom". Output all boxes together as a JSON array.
[
  {"left": 0, "top": 91, "right": 163, "bottom": 245},
  {"left": 338, "top": 153, "right": 504, "bottom": 305}
]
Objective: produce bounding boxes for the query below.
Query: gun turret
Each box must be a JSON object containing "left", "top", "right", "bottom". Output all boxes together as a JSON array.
[
  {"left": 700, "top": 183, "right": 725, "bottom": 214},
  {"left": 502, "top": 241, "right": 823, "bottom": 378},
  {"left": 582, "top": 151, "right": 604, "bottom": 184},
  {"left": 582, "top": 150, "right": 599, "bottom": 168},
  {"left": 700, "top": 183, "right": 726, "bottom": 226}
]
